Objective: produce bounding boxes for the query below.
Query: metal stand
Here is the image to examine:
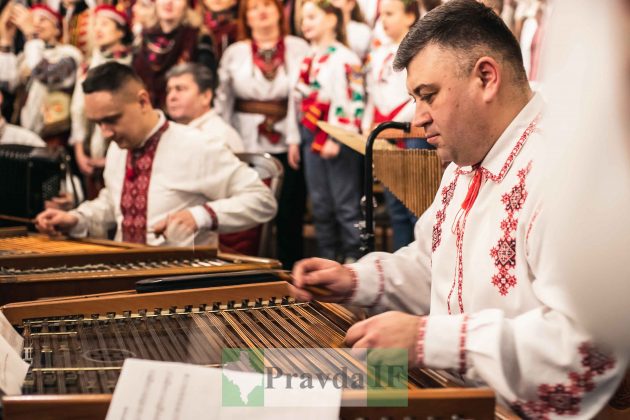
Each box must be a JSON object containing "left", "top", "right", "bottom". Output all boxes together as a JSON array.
[{"left": 359, "top": 121, "right": 411, "bottom": 255}]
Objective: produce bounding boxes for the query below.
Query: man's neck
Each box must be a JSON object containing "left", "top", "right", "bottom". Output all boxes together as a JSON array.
[
  {"left": 134, "top": 110, "right": 161, "bottom": 148},
  {"left": 474, "top": 87, "right": 534, "bottom": 165},
  {"left": 490, "top": 88, "right": 534, "bottom": 143},
  {"left": 181, "top": 107, "right": 211, "bottom": 126}
]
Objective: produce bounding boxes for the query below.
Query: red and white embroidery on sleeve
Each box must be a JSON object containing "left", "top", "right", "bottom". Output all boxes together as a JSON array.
[{"left": 511, "top": 342, "right": 616, "bottom": 419}]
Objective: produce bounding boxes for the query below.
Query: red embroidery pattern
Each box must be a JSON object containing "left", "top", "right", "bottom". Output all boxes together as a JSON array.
[
  {"left": 480, "top": 116, "right": 540, "bottom": 182},
  {"left": 489, "top": 161, "right": 532, "bottom": 296},
  {"left": 415, "top": 317, "right": 428, "bottom": 367},
  {"left": 512, "top": 342, "right": 616, "bottom": 419},
  {"left": 432, "top": 174, "right": 460, "bottom": 253},
  {"left": 344, "top": 265, "right": 359, "bottom": 303},
  {"left": 203, "top": 204, "right": 219, "bottom": 231},
  {"left": 370, "top": 259, "right": 386, "bottom": 307},
  {"left": 120, "top": 121, "right": 169, "bottom": 244},
  {"left": 447, "top": 213, "right": 468, "bottom": 314},
  {"left": 459, "top": 315, "right": 469, "bottom": 375}
]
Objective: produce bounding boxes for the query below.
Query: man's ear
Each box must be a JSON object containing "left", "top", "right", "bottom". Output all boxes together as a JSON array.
[
  {"left": 203, "top": 90, "right": 213, "bottom": 107},
  {"left": 137, "top": 89, "right": 153, "bottom": 110},
  {"left": 473, "top": 56, "right": 501, "bottom": 103}
]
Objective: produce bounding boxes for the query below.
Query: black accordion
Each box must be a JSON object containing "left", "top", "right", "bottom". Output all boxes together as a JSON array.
[{"left": 0, "top": 144, "right": 65, "bottom": 222}]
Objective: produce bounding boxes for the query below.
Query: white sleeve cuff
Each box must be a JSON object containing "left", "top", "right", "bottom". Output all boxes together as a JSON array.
[
  {"left": 346, "top": 259, "right": 385, "bottom": 308},
  {"left": 67, "top": 210, "right": 88, "bottom": 238},
  {"left": 24, "top": 39, "right": 45, "bottom": 70},
  {"left": 189, "top": 205, "right": 214, "bottom": 231},
  {"left": 422, "top": 313, "right": 469, "bottom": 374}
]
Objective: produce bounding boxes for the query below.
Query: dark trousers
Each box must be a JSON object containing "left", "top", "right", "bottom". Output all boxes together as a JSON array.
[
  {"left": 301, "top": 126, "right": 362, "bottom": 261},
  {"left": 271, "top": 152, "right": 306, "bottom": 270}
]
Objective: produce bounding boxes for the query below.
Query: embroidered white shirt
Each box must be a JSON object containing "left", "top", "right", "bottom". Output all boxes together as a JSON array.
[
  {"left": 347, "top": 94, "right": 625, "bottom": 417},
  {"left": 69, "top": 114, "right": 277, "bottom": 246},
  {"left": 188, "top": 109, "right": 244, "bottom": 153}
]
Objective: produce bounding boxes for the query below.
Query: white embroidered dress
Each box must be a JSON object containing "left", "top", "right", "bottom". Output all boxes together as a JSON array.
[
  {"left": 362, "top": 43, "right": 413, "bottom": 132},
  {"left": 347, "top": 94, "right": 625, "bottom": 418},
  {"left": 215, "top": 36, "right": 308, "bottom": 154}
]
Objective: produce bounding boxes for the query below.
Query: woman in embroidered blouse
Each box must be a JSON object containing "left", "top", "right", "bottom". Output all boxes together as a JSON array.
[
  {"left": 330, "top": 0, "right": 371, "bottom": 60},
  {"left": 3, "top": 4, "right": 82, "bottom": 145},
  {"left": 362, "top": 0, "right": 425, "bottom": 251},
  {"left": 69, "top": 5, "right": 134, "bottom": 201},
  {"left": 215, "top": 0, "right": 308, "bottom": 269},
  {"left": 294, "top": 0, "right": 364, "bottom": 263},
  {"left": 132, "top": 0, "right": 216, "bottom": 109}
]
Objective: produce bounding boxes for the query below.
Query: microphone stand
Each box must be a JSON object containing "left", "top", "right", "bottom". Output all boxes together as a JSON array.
[{"left": 360, "top": 121, "right": 411, "bottom": 255}]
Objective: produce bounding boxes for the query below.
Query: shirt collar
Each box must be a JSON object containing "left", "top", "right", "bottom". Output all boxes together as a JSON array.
[
  {"left": 188, "top": 109, "right": 215, "bottom": 129},
  {"left": 457, "top": 93, "right": 544, "bottom": 181},
  {"left": 137, "top": 110, "right": 167, "bottom": 149}
]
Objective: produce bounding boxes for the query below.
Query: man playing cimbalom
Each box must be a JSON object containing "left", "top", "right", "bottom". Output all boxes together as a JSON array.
[
  {"left": 35, "top": 62, "right": 276, "bottom": 246},
  {"left": 290, "top": 1, "right": 625, "bottom": 417},
  {"left": 166, "top": 62, "right": 244, "bottom": 153}
]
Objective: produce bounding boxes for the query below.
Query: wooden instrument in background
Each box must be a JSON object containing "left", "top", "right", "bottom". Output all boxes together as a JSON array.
[
  {"left": 0, "top": 227, "right": 280, "bottom": 305},
  {"left": 317, "top": 122, "right": 443, "bottom": 217}
]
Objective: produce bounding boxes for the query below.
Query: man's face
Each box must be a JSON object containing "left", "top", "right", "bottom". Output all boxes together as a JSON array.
[
  {"left": 84, "top": 89, "right": 149, "bottom": 150},
  {"left": 166, "top": 73, "right": 211, "bottom": 124},
  {"left": 406, "top": 44, "right": 490, "bottom": 166}
]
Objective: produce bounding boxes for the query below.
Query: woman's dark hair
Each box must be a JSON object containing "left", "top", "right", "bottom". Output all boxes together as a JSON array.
[{"left": 303, "top": 0, "right": 347, "bottom": 46}]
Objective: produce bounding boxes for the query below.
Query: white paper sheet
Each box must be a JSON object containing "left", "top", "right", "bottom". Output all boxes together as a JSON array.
[
  {"left": 0, "top": 334, "right": 29, "bottom": 395},
  {"left": 106, "top": 359, "right": 342, "bottom": 420},
  {"left": 0, "top": 311, "right": 23, "bottom": 354}
]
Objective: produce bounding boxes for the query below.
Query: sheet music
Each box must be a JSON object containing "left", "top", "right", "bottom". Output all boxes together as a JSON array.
[
  {"left": 0, "top": 311, "right": 23, "bottom": 353},
  {"left": 0, "top": 334, "right": 29, "bottom": 395},
  {"left": 107, "top": 359, "right": 342, "bottom": 420}
]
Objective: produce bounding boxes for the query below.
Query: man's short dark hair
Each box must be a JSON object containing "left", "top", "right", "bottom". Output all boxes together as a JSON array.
[
  {"left": 165, "top": 63, "right": 217, "bottom": 94},
  {"left": 82, "top": 62, "right": 144, "bottom": 95},
  {"left": 394, "top": 0, "right": 526, "bottom": 83}
]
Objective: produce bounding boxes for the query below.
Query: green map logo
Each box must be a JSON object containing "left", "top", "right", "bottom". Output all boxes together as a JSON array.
[{"left": 221, "top": 348, "right": 264, "bottom": 407}]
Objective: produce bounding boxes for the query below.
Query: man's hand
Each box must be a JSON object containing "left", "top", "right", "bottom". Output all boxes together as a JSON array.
[
  {"left": 345, "top": 312, "right": 422, "bottom": 366},
  {"left": 320, "top": 139, "right": 340, "bottom": 159},
  {"left": 35, "top": 208, "right": 79, "bottom": 235},
  {"left": 289, "top": 257, "right": 355, "bottom": 302},
  {"left": 288, "top": 144, "right": 301, "bottom": 170},
  {"left": 151, "top": 210, "right": 198, "bottom": 244}
]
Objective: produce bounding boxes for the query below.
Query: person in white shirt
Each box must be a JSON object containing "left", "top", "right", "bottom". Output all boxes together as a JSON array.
[
  {"left": 4, "top": 4, "right": 82, "bottom": 140},
  {"left": 330, "top": 0, "right": 371, "bottom": 60},
  {"left": 35, "top": 62, "right": 276, "bottom": 246},
  {"left": 215, "top": 0, "right": 309, "bottom": 268},
  {"left": 290, "top": 1, "right": 625, "bottom": 417},
  {"left": 0, "top": 94, "right": 46, "bottom": 148},
  {"left": 166, "top": 62, "right": 244, "bottom": 153}
]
